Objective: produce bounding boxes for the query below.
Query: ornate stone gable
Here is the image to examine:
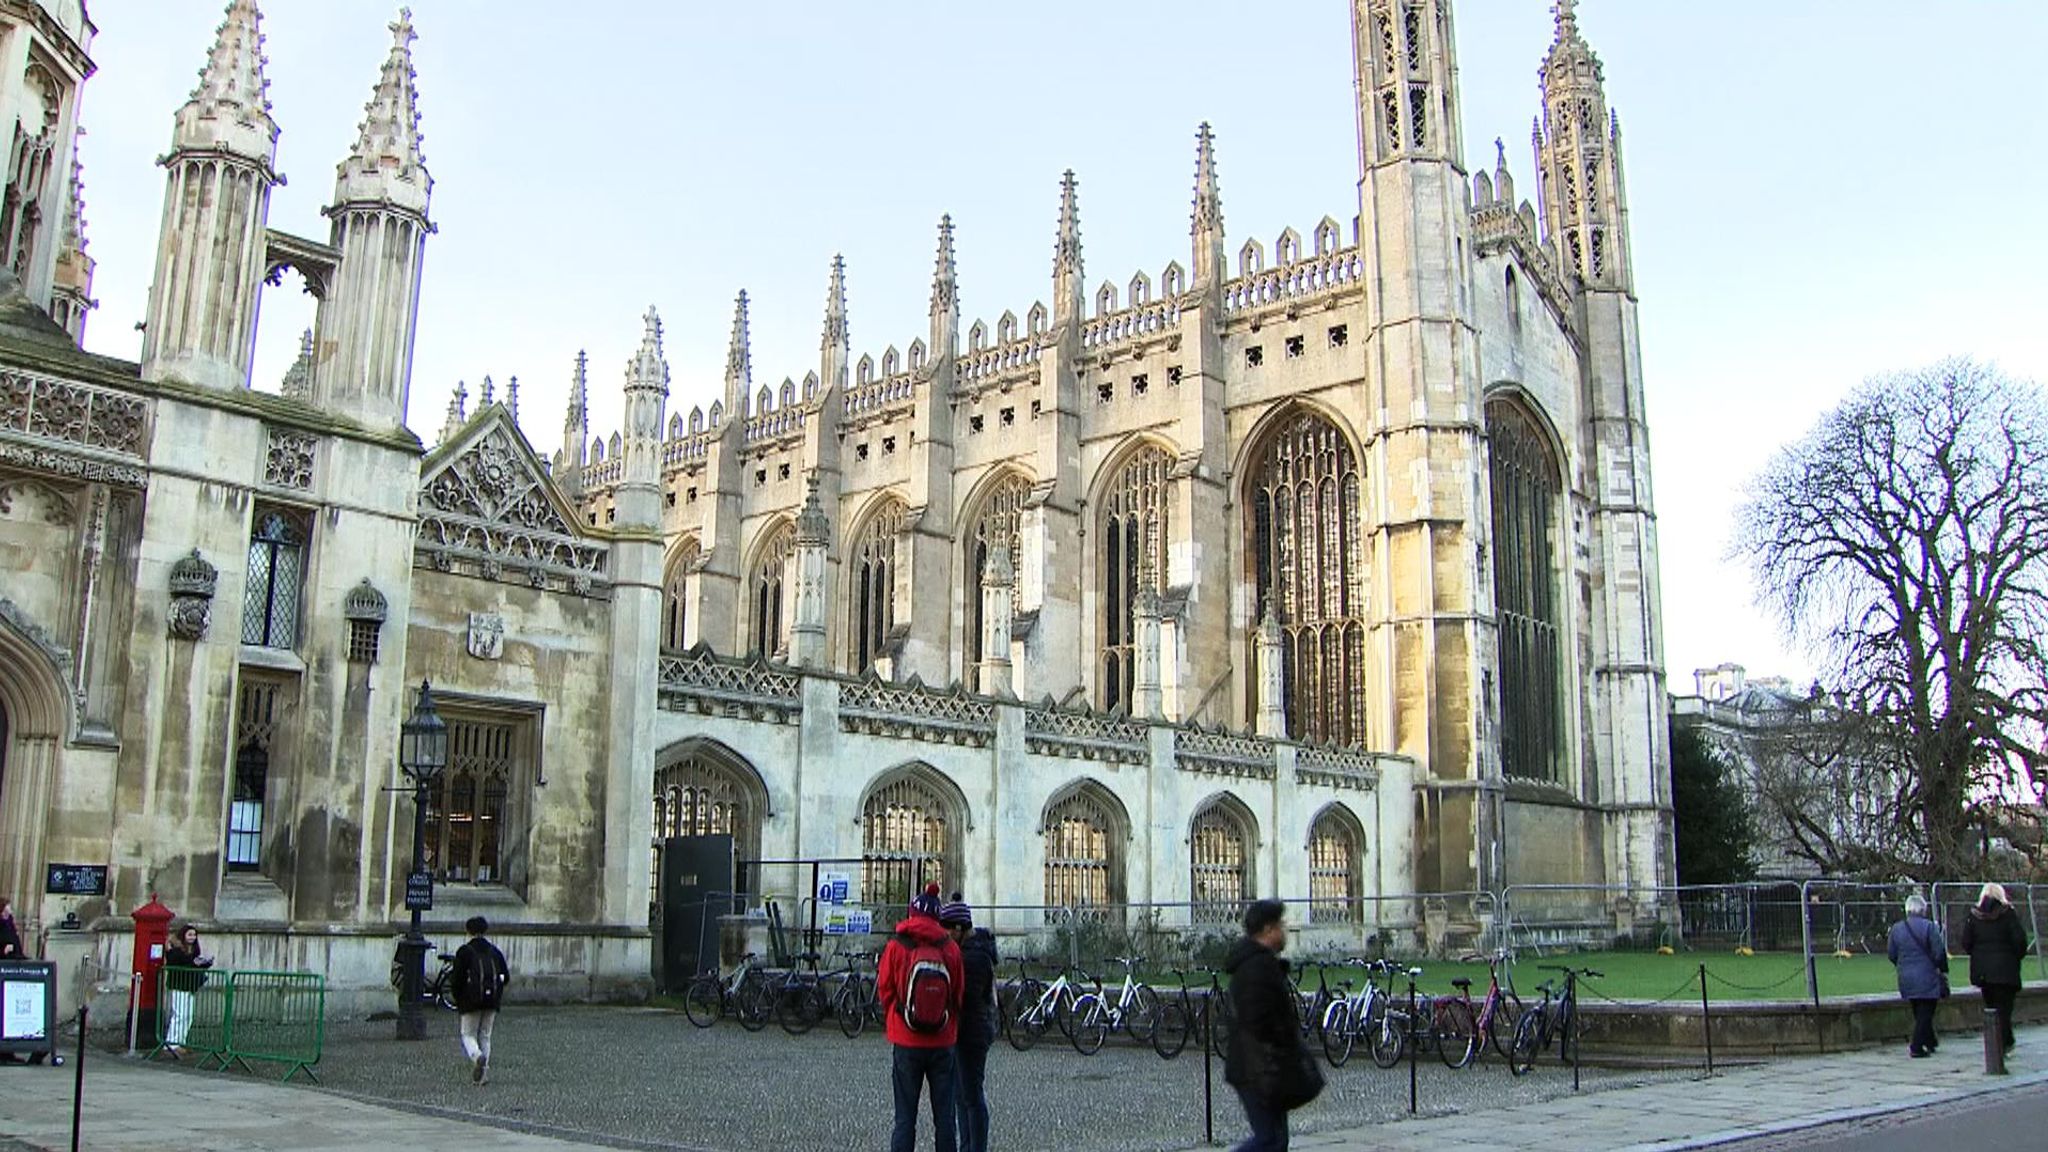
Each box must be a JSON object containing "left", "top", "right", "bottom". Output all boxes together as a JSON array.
[
  {"left": 416, "top": 407, "right": 608, "bottom": 595},
  {"left": 0, "top": 366, "right": 151, "bottom": 489}
]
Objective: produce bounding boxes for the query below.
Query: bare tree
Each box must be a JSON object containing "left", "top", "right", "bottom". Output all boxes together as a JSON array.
[{"left": 1735, "top": 359, "right": 2048, "bottom": 879}]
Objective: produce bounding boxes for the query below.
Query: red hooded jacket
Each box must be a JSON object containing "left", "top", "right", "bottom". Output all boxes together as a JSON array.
[{"left": 877, "top": 913, "right": 965, "bottom": 1048}]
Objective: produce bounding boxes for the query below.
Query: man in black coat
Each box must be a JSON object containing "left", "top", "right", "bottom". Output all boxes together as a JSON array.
[
  {"left": 452, "top": 915, "right": 510, "bottom": 1085},
  {"left": 1223, "top": 899, "right": 1317, "bottom": 1151},
  {"left": 942, "top": 897, "right": 997, "bottom": 1152},
  {"left": 1960, "top": 882, "right": 2031, "bottom": 1053}
]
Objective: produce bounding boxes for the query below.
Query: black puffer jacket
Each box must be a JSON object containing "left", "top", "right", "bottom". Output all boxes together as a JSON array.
[
  {"left": 957, "top": 928, "right": 999, "bottom": 1050},
  {"left": 1960, "top": 900, "right": 2031, "bottom": 988},
  {"left": 1222, "top": 936, "right": 1303, "bottom": 1097}
]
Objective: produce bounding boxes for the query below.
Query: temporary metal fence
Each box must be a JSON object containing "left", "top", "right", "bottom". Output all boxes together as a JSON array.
[{"left": 149, "top": 967, "right": 326, "bottom": 1082}]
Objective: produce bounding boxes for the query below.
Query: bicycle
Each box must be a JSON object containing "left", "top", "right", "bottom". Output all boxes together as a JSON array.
[
  {"left": 1203, "top": 967, "right": 1236, "bottom": 1058},
  {"left": 682, "top": 952, "right": 770, "bottom": 1030},
  {"left": 1319, "top": 959, "right": 1397, "bottom": 1067},
  {"left": 1508, "top": 965, "right": 1602, "bottom": 1076},
  {"left": 1438, "top": 949, "right": 1522, "bottom": 1069},
  {"left": 1006, "top": 962, "right": 1092, "bottom": 1051},
  {"left": 1069, "top": 955, "right": 1162, "bottom": 1054},
  {"left": 387, "top": 942, "right": 457, "bottom": 1012},
  {"left": 1151, "top": 967, "right": 1199, "bottom": 1059},
  {"left": 1292, "top": 960, "right": 1337, "bottom": 1044},
  {"left": 757, "top": 951, "right": 829, "bottom": 1035},
  {"left": 1364, "top": 965, "right": 1441, "bottom": 1068},
  {"left": 827, "top": 950, "right": 880, "bottom": 1038}
]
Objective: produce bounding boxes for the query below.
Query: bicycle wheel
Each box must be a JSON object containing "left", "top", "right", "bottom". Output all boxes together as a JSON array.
[
  {"left": 779, "top": 982, "right": 827, "bottom": 1035},
  {"left": 1006, "top": 981, "right": 1045, "bottom": 1051},
  {"left": 431, "top": 971, "right": 458, "bottom": 1012},
  {"left": 1152, "top": 1000, "right": 1190, "bottom": 1059},
  {"left": 1206, "top": 994, "right": 1235, "bottom": 1057},
  {"left": 1070, "top": 995, "right": 1108, "bottom": 1055},
  {"left": 683, "top": 977, "right": 723, "bottom": 1028},
  {"left": 1437, "top": 998, "right": 1478, "bottom": 1069},
  {"left": 1369, "top": 1009, "right": 1407, "bottom": 1069},
  {"left": 1486, "top": 993, "right": 1523, "bottom": 1060},
  {"left": 1053, "top": 988, "right": 1080, "bottom": 1040},
  {"left": 736, "top": 973, "right": 773, "bottom": 1032},
  {"left": 835, "top": 978, "right": 869, "bottom": 1039},
  {"left": 1508, "top": 1011, "right": 1542, "bottom": 1077},
  {"left": 1321, "top": 1001, "right": 1353, "bottom": 1067},
  {"left": 1125, "top": 983, "right": 1162, "bottom": 1044}
]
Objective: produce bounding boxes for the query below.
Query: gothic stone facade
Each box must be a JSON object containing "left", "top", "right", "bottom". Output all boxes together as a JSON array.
[{"left": 0, "top": 0, "right": 1669, "bottom": 1015}]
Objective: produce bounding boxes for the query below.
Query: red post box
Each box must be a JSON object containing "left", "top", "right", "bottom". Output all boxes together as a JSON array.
[{"left": 131, "top": 894, "right": 174, "bottom": 1014}]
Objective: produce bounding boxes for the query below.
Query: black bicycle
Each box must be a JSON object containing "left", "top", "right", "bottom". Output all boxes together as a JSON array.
[
  {"left": 388, "top": 941, "right": 457, "bottom": 1012},
  {"left": 1508, "top": 965, "right": 1601, "bottom": 1076}
]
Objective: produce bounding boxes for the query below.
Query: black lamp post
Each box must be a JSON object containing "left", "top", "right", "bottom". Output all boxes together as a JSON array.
[{"left": 395, "top": 679, "right": 448, "bottom": 1041}]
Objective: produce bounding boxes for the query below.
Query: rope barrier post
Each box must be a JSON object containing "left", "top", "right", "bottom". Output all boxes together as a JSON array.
[
  {"left": 1985, "top": 1007, "right": 2008, "bottom": 1076},
  {"left": 69, "top": 1004, "right": 86, "bottom": 1152},
  {"left": 1407, "top": 971, "right": 1418, "bottom": 1115},
  {"left": 1699, "top": 964, "right": 1713, "bottom": 1077},
  {"left": 1201, "top": 995, "right": 1214, "bottom": 1145},
  {"left": 1569, "top": 970, "right": 1582, "bottom": 1094}
]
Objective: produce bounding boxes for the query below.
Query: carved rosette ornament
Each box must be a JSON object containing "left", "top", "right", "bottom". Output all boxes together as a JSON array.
[
  {"left": 167, "top": 549, "right": 218, "bottom": 640},
  {"left": 263, "top": 426, "right": 318, "bottom": 490}
]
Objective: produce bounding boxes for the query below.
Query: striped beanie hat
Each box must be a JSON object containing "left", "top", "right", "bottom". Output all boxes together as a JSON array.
[
  {"left": 939, "top": 895, "right": 973, "bottom": 927},
  {"left": 910, "top": 882, "right": 943, "bottom": 918}
]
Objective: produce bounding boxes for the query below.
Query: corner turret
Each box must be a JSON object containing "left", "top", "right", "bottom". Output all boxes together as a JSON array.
[{"left": 1535, "top": 0, "right": 1630, "bottom": 290}]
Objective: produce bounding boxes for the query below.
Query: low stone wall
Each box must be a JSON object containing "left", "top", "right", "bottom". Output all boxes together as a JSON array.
[{"left": 1581, "top": 983, "right": 2048, "bottom": 1057}]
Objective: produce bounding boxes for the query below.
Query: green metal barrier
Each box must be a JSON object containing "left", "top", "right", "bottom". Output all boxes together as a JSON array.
[
  {"left": 147, "top": 967, "right": 326, "bottom": 1082},
  {"left": 148, "top": 965, "right": 231, "bottom": 1067},
  {"left": 220, "top": 970, "right": 326, "bottom": 1082}
]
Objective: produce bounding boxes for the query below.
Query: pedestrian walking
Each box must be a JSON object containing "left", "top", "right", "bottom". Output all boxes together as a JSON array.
[
  {"left": 161, "top": 923, "right": 214, "bottom": 1057},
  {"left": 877, "top": 882, "right": 965, "bottom": 1152},
  {"left": 1223, "top": 899, "right": 1322, "bottom": 1151},
  {"left": 1885, "top": 893, "right": 1948, "bottom": 1057},
  {"left": 452, "top": 915, "right": 509, "bottom": 1085},
  {"left": 1960, "top": 882, "right": 2030, "bottom": 1054},
  {"left": 942, "top": 894, "right": 997, "bottom": 1152},
  {"left": 0, "top": 897, "right": 22, "bottom": 958}
]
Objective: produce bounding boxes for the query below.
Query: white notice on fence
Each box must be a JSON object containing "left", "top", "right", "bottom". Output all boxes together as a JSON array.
[{"left": 2, "top": 979, "right": 46, "bottom": 1040}]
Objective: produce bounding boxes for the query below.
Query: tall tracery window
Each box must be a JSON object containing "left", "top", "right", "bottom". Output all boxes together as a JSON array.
[
  {"left": 749, "top": 524, "right": 794, "bottom": 658},
  {"left": 861, "top": 769, "right": 959, "bottom": 910},
  {"left": 1043, "top": 784, "right": 1125, "bottom": 913},
  {"left": 1247, "top": 410, "right": 1368, "bottom": 745},
  {"left": 850, "top": 500, "right": 907, "bottom": 673},
  {"left": 964, "top": 472, "right": 1030, "bottom": 691},
  {"left": 241, "top": 510, "right": 306, "bottom": 648},
  {"left": 1307, "top": 806, "right": 1365, "bottom": 924},
  {"left": 650, "top": 748, "right": 760, "bottom": 902},
  {"left": 1098, "top": 444, "right": 1171, "bottom": 712},
  {"left": 425, "top": 708, "right": 532, "bottom": 886},
  {"left": 662, "top": 538, "right": 700, "bottom": 652},
  {"left": 1488, "top": 399, "right": 1564, "bottom": 782},
  {"left": 227, "top": 674, "right": 289, "bottom": 873},
  {"left": 1190, "top": 799, "right": 1255, "bottom": 925}
]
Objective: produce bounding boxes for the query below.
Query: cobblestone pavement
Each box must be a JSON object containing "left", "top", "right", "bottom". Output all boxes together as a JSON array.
[{"left": 292, "top": 1006, "right": 1693, "bottom": 1151}]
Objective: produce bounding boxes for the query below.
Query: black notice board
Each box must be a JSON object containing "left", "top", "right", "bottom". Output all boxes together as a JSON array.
[
  {"left": 404, "top": 870, "right": 434, "bottom": 912},
  {"left": 0, "top": 960, "right": 57, "bottom": 1057},
  {"left": 44, "top": 863, "right": 107, "bottom": 896}
]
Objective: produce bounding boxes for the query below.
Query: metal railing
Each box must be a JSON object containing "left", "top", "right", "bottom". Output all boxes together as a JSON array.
[{"left": 149, "top": 967, "right": 326, "bottom": 1082}]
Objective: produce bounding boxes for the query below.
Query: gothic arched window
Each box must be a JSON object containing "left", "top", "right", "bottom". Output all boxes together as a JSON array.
[
  {"left": 1190, "top": 797, "right": 1256, "bottom": 925},
  {"left": 1246, "top": 410, "right": 1368, "bottom": 745},
  {"left": 650, "top": 745, "right": 763, "bottom": 903},
  {"left": 861, "top": 767, "right": 962, "bottom": 909},
  {"left": 749, "top": 524, "right": 794, "bottom": 658},
  {"left": 964, "top": 472, "right": 1030, "bottom": 690},
  {"left": 1098, "top": 444, "right": 1172, "bottom": 712},
  {"left": 849, "top": 500, "right": 907, "bottom": 674},
  {"left": 1488, "top": 399, "right": 1564, "bottom": 782},
  {"left": 662, "top": 538, "right": 700, "bottom": 652},
  {"left": 242, "top": 509, "right": 306, "bottom": 649},
  {"left": 1042, "top": 783, "right": 1126, "bottom": 912},
  {"left": 1307, "top": 805, "right": 1365, "bottom": 924}
]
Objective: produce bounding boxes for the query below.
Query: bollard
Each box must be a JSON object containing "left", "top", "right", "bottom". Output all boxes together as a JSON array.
[
  {"left": 1985, "top": 1007, "right": 2008, "bottom": 1075},
  {"left": 1201, "top": 997, "right": 1214, "bottom": 1146},
  {"left": 69, "top": 1004, "right": 87, "bottom": 1152},
  {"left": 1699, "top": 964, "right": 1714, "bottom": 1078},
  {"left": 1406, "top": 972, "right": 1418, "bottom": 1116}
]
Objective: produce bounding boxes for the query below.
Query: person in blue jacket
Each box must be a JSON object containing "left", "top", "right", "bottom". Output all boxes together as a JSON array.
[{"left": 1886, "top": 893, "right": 1949, "bottom": 1058}]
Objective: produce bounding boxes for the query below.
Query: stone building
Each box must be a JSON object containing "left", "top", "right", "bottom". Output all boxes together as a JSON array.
[{"left": 0, "top": 0, "right": 1669, "bottom": 1010}]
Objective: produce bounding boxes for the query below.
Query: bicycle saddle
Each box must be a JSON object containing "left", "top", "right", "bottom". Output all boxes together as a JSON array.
[{"left": 1450, "top": 977, "right": 1473, "bottom": 990}]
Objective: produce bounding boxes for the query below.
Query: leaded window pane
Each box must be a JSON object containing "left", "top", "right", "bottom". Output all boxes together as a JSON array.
[
  {"left": 227, "top": 677, "right": 284, "bottom": 872},
  {"left": 240, "top": 511, "right": 304, "bottom": 648},
  {"left": 965, "top": 474, "right": 1030, "bottom": 690},
  {"left": 1098, "top": 446, "right": 1170, "bottom": 711},
  {"left": 1043, "top": 787, "right": 1123, "bottom": 915},
  {"left": 663, "top": 539, "right": 700, "bottom": 652},
  {"left": 852, "top": 503, "right": 906, "bottom": 673},
  {"left": 862, "top": 773, "right": 954, "bottom": 910},
  {"left": 1190, "top": 803, "right": 1253, "bottom": 925},
  {"left": 433, "top": 713, "right": 520, "bottom": 884},
  {"left": 1488, "top": 402, "right": 1564, "bottom": 782},
  {"left": 750, "top": 527, "right": 794, "bottom": 657},
  {"left": 1308, "top": 809, "right": 1363, "bottom": 925}
]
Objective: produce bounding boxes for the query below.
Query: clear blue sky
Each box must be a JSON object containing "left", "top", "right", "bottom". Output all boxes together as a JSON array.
[{"left": 77, "top": 1, "right": 2048, "bottom": 691}]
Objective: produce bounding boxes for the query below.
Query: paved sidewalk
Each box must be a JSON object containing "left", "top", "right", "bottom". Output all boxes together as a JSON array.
[
  {"left": 1291, "top": 1023, "right": 2044, "bottom": 1151},
  {"left": 0, "top": 1025, "right": 2038, "bottom": 1152}
]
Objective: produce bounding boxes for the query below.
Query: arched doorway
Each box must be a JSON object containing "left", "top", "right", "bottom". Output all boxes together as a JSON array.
[
  {"left": 650, "top": 739, "right": 769, "bottom": 991},
  {"left": 0, "top": 605, "right": 74, "bottom": 922}
]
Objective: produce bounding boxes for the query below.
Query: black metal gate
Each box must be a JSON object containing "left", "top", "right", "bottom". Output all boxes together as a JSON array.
[{"left": 659, "top": 834, "right": 734, "bottom": 993}]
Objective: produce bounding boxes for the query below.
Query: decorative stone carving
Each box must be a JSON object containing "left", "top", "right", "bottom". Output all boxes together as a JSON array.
[
  {"left": 656, "top": 646, "right": 803, "bottom": 724},
  {"left": 0, "top": 442, "right": 146, "bottom": 489},
  {"left": 1023, "top": 699, "right": 1147, "bottom": 764},
  {"left": 838, "top": 675, "right": 996, "bottom": 747},
  {"left": 418, "top": 423, "right": 608, "bottom": 591},
  {"left": 0, "top": 369, "right": 149, "bottom": 457},
  {"left": 0, "top": 477, "right": 76, "bottom": 525},
  {"left": 1174, "top": 726, "right": 1276, "bottom": 780},
  {"left": 166, "top": 549, "right": 217, "bottom": 641},
  {"left": 1295, "top": 746, "right": 1382, "bottom": 792},
  {"left": 466, "top": 612, "right": 505, "bottom": 660},
  {"left": 263, "top": 425, "right": 317, "bottom": 490},
  {"left": 343, "top": 578, "right": 388, "bottom": 623}
]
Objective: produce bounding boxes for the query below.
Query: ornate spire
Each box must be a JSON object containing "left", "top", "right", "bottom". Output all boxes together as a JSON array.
[
  {"left": 173, "top": 0, "right": 278, "bottom": 164},
  {"left": 795, "top": 475, "right": 830, "bottom": 546},
  {"left": 506, "top": 375, "right": 520, "bottom": 421},
  {"left": 1536, "top": 0, "right": 1628, "bottom": 287},
  {"left": 929, "top": 216, "right": 958, "bottom": 317},
  {"left": 1553, "top": 0, "right": 1580, "bottom": 44},
  {"left": 336, "top": 8, "right": 431, "bottom": 215},
  {"left": 59, "top": 156, "right": 86, "bottom": 256},
  {"left": 1053, "top": 170, "right": 1082, "bottom": 279},
  {"left": 625, "top": 307, "right": 668, "bottom": 395},
  {"left": 725, "top": 290, "right": 752, "bottom": 392},
  {"left": 280, "top": 329, "right": 313, "bottom": 398},
  {"left": 1192, "top": 123, "right": 1223, "bottom": 238},
  {"left": 566, "top": 350, "right": 588, "bottom": 430},
  {"left": 821, "top": 255, "right": 849, "bottom": 352},
  {"left": 479, "top": 375, "right": 496, "bottom": 408}
]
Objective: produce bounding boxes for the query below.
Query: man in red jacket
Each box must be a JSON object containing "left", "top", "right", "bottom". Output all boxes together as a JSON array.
[{"left": 878, "top": 882, "right": 966, "bottom": 1152}]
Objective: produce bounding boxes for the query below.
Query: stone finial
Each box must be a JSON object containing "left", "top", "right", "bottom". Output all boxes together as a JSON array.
[
  {"left": 625, "top": 307, "right": 669, "bottom": 395},
  {"left": 566, "top": 351, "right": 588, "bottom": 431},
  {"left": 1493, "top": 138, "right": 1515, "bottom": 206},
  {"left": 795, "top": 475, "right": 830, "bottom": 546},
  {"left": 930, "top": 216, "right": 958, "bottom": 317},
  {"left": 280, "top": 328, "right": 314, "bottom": 398},
  {"left": 189, "top": 0, "right": 272, "bottom": 119},
  {"left": 821, "top": 255, "right": 849, "bottom": 352},
  {"left": 342, "top": 577, "right": 388, "bottom": 622},
  {"left": 1192, "top": 123, "right": 1223, "bottom": 238},
  {"left": 506, "top": 375, "right": 519, "bottom": 420},
  {"left": 338, "top": 7, "right": 431, "bottom": 211},
  {"left": 480, "top": 374, "right": 495, "bottom": 407},
  {"left": 1053, "top": 170, "right": 1083, "bottom": 279},
  {"left": 1554, "top": 0, "right": 1579, "bottom": 43},
  {"left": 725, "top": 290, "right": 752, "bottom": 399}
]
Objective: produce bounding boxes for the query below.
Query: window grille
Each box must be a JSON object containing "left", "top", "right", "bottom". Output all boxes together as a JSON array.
[
  {"left": 241, "top": 511, "right": 304, "bottom": 648},
  {"left": 1307, "top": 808, "right": 1364, "bottom": 924},
  {"left": 1190, "top": 802, "right": 1253, "bottom": 925},
  {"left": 650, "top": 751, "right": 758, "bottom": 901},
  {"left": 227, "top": 676, "right": 286, "bottom": 872},
  {"left": 346, "top": 619, "right": 379, "bottom": 663},
  {"left": 851, "top": 502, "right": 907, "bottom": 673},
  {"left": 1098, "top": 446, "right": 1171, "bottom": 712},
  {"left": 861, "top": 772, "right": 955, "bottom": 910},
  {"left": 750, "top": 526, "right": 794, "bottom": 658},
  {"left": 663, "top": 539, "right": 700, "bottom": 652},
  {"left": 1043, "top": 786, "right": 1123, "bottom": 913},
  {"left": 1248, "top": 411, "right": 1369, "bottom": 745},
  {"left": 428, "top": 711, "right": 526, "bottom": 884},
  {"left": 1487, "top": 401, "right": 1564, "bottom": 782},
  {"left": 965, "top": 473, "right": 1030, "bottom": 690}
]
